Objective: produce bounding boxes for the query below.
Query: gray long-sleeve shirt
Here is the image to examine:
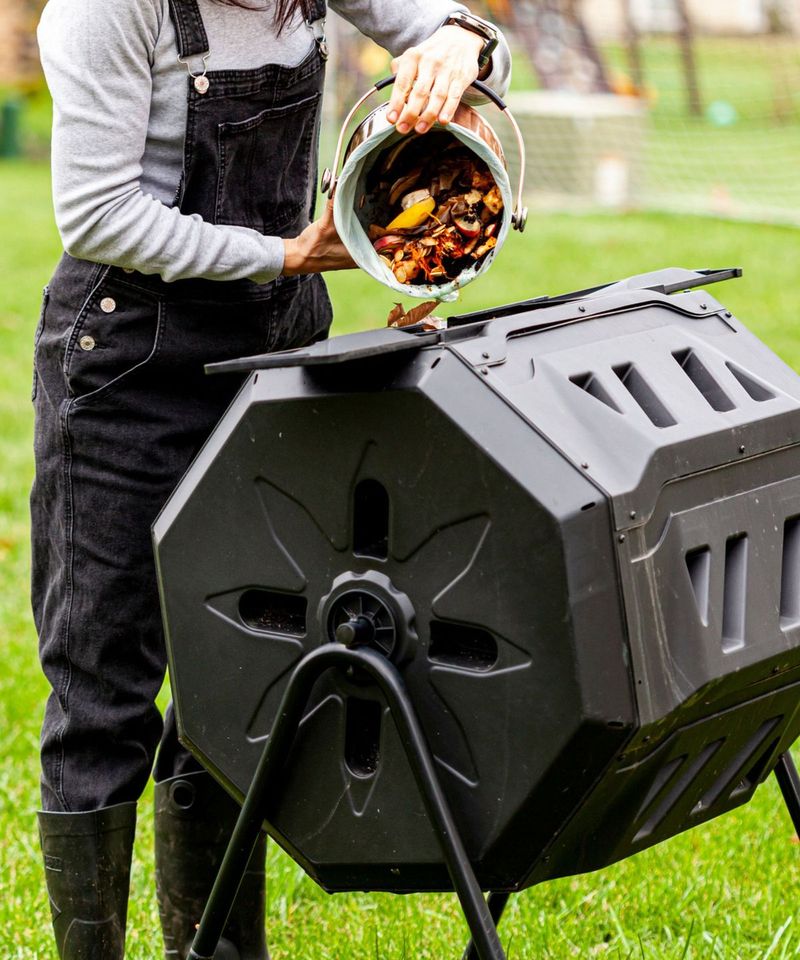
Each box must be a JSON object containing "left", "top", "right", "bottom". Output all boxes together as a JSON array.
[{"left": 38, "top": 0, "right": 510, "bottom": 284}]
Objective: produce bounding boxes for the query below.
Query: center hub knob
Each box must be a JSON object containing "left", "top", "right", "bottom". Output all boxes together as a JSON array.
[
  {"left": 335, "top": 614, "right": 377, "bottom": 648},
  {"left": 319, "top": 570, "right": 417, "bottom": 665},
  {"left": 328, "top": 590, "right": 396, "bottom": 657}
]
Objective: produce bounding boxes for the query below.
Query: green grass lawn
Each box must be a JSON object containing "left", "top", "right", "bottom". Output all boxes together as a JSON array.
[{"left": 2, "top": 159, "right": 800, "bottom": 958}]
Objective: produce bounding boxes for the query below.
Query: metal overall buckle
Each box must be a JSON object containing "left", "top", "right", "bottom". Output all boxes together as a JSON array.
[
  {"left": 178, "top": 53, "right": 211, "bottom": 95},
  {"left": 308, "top": 16, "right": 329, "bottom": 61}
]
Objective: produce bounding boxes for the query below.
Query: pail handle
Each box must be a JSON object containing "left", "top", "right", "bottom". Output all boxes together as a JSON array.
[{"left": 321, "top": 77, "right": 528, "bottom": 233}]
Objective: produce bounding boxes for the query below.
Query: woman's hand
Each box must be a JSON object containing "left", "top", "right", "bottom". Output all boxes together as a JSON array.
[
  {"left": 387, "top": 25, "right": 486, "bottom": 136},
  {"left": 282, "top": 200, "right": 357, "bottom": 276}
]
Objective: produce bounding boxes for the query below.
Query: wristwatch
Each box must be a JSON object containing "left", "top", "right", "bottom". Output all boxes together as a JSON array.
[{"left": 443, "top": 12, "right": 500, "bottom": 72}]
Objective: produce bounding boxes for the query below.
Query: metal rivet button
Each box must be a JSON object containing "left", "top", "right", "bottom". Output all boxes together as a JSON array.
[
  {"left": 79, "top": 335, "right": 96, "bottom": 352},
  {"left": 100, "top": 297, "right": 117, "bottom": 314}
]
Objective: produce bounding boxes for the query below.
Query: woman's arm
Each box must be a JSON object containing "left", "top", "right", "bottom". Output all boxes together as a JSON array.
[
  {"left": 38, "top": 0, "right": 290, "bottom": 284},
  {"left": 282, "top": 200, "right": 355, "bottom": 275}
]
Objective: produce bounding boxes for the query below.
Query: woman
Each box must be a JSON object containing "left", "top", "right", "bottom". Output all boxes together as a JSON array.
[{"left": 33, "top": 0, "right": 510, "bottom": 957}]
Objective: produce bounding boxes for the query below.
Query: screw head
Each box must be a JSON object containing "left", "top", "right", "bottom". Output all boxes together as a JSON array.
[
  {"left": 739, "top": 444, "right": 746, "bottom": 454},
  {"left": 481, "top": 351, "right": 490, "bottom": 359},
  {"left": 629, "top": 510, "right": 637, "bottom": 520},
  {"left": 618, "top": 534, "right": 626, "bottom": 543},
  {"left": 480, "top": 366, "right": 489, "bottom": 375},
  {"left": 578, "top": 305, "right": 586, "bottom": 313},
  {"left": 581, "top": 462, "right": 589, "bottom": 470},
  {"left": 700, "top": 302, "right": 708, "bottom": 310}
]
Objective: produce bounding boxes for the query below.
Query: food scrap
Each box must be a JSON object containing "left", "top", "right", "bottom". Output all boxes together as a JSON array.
[
  {"left": 386, "top": 300, "right": 445, "bottom": 330},
  {"left": 362, "top": 133, "right": 504, "bottom": 288}
]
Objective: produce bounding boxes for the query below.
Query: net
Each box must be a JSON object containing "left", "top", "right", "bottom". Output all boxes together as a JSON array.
[{"left": 490, "top": 0, "right": 800, "bottom": 226}]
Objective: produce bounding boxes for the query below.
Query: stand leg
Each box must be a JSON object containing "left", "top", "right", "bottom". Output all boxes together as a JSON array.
[
  {"left": 189, "top": 645, "right": 506, "bottom": 960},
  {"left": 775, "top": 752, "right": 800, "bottom": 835},
  {"left": 462, "top": 892, "right": 512, "bottom": 960}
]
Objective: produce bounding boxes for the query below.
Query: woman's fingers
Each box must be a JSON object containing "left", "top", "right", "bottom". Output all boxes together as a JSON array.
[
  {"left": 439, "top": 79, "right": 465, "bottom": 126},
  {"left": 396, "top": 69, "right": 436, "bottom": 133},
  {"left": 416, "top": 75, "right": 457, "bottom": 133},
  {"left": 386, "top": 25, "right": 484, "bottom": 133},
  {"left": 387, "top": 49, "right": 420, "bottom": 124}
]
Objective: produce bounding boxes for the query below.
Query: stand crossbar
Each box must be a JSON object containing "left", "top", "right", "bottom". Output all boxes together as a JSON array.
[{"left": 188, "top": 645, "right": 507, "bottom": 960}]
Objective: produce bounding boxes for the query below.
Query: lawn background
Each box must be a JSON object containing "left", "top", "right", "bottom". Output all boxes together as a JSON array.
[{"left": 2, "top": 156, "right": 800, "bottom": 958}]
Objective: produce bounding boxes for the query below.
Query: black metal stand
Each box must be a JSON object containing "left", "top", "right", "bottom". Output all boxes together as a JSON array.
[
  {"left": 775, "top": 751, "right": 800, "bottom": 835},
  {"left": 188, "top": 645, "right": 507, "bottom": 960},
  {"left": 186, "top": 647, "right": 800, "bottom": 960},
  {"left": 462, "top": 893, "right": 512, "bottom": 960}
]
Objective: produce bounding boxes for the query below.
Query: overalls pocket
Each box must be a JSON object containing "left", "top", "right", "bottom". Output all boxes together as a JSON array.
[
  {"left": 63, "top": 278, "right": 163, "bottom": 404},
  {"left": 215, "top": 92, "right": 321, "bottom": 236},
  {"left": 32, "top": 285, "right": 50, "bottom": 401}
]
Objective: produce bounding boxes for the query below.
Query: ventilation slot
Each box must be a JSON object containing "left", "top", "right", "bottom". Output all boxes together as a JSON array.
[
  {"left": 694, "top": 719, "right": 780, "bottom": 813},
  {"left": 722, "top": 535, "right": 748, "bottom": 653},
  {"left": 686, "top": 546, "right": 712, "bottom": 626},
  {"left": 780, "top": 516, "right": 800, "bottom": 629},
  {"left": 569, "top": 372, "right": 622, "bottom": 413},
  {"left": 345, "top": 697, "right": 382, "bottom": 778},
  {"left": 726, "top": 362, "right": 776, "bottom": 402},
  {"left": 429, "top": 621, "right": 498, "bottom": 671},
  {"left": 635, "top": 755, "right": 686, "bottom": 818},
  {"left": 353, "top": 479, "right": 389, "bottom": 560},
  {"left": 731, "top": 736, "right": 781, "bottom": 798},
  {"left": 613, "top": 363, "right": 676, "bottom": 427},
  {"left": 672, "top": 349, "right": 735, "bottom": 412},
  {"left": 239, "top": 589, "right": 307, "bottom": 636},
  {"left": 633, "top": 740, "right": 723, "bottom": 843}
]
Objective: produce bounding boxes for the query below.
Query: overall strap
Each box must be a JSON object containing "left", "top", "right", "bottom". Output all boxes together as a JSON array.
[
  {"left": 168, "top": 0, "right": 210, "bottom": 59},
  {"left": 307, "top": 0, "right": 328, "bottom": 60}
]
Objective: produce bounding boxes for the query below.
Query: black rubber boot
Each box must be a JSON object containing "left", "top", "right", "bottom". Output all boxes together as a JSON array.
[
  {"left": 37, "top": 802, "right": 137, "bottom": 960},
  {"left": 154, "top": 771, "right": 269, "bottom": 960}
]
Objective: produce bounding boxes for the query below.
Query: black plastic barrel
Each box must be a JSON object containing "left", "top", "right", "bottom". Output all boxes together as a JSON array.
[{"left": 155, "top": 268, "right": 800, "bottom": 893}]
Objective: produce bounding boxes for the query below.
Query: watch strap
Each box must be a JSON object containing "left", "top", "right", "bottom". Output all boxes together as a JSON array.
[{"left": 443, "top": 14, "right": 499, "bottom": 71}]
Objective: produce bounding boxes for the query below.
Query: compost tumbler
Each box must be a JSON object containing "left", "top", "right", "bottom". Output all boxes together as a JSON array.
[{"left": 153, "top": 267, "right": 800, "bottom": 957}]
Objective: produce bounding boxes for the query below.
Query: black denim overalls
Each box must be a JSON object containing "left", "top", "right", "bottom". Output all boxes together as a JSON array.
[{"left": 31, "top": 0, "right": 331, "bottom": 812}]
